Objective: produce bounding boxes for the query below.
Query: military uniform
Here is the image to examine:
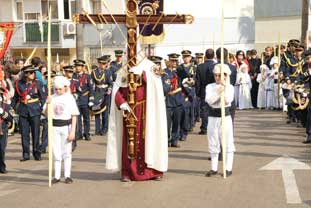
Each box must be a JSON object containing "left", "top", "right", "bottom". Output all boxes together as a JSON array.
[
  {"left": 162, "top": 53, "right": 184, "bottom": 147},
  {"left": 38, "top": 70, "right": 57, "bottom": 153},
  {"left": 0, "top": 87, "right": 13, "bottom": 173},
  {"left": 91, "top": 55, "right": 113, "bottom": 135},
  {"left": 73, "top": 59, "right": 95, "bottom": 141},
  {"left": 110, "top": 50, "right": 123, "bottom": 81},
  {"left": 63, "top": 65, "right": 79, "bottom": 151},
  {"left": 177, "top": 50, "right": 196, "bottom": 141},
  {"left": 11, "top": 65, "right": 46, "bottom": 161}
]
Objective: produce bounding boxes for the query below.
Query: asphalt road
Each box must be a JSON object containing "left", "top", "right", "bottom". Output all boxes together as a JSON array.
[{"left": 0, "top": 110, "right": 310, "bottom": 208}]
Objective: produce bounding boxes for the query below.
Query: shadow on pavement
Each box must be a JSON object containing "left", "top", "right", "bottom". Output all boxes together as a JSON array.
[{"left": 168, "top": 168, "right": 206, "bottom": 176}]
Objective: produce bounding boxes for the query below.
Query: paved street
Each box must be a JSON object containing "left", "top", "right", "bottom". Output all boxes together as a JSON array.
[{"left": 0, "top": 110, "right": 310, "bottom": 208}]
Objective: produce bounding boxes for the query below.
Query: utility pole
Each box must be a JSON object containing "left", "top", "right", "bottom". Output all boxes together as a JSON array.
[
  {"left": 301, "top": 0, "right": 309, "bottom": 47},
  {"left": 76, "top": 0, "right": 84, "bottom": 59}
]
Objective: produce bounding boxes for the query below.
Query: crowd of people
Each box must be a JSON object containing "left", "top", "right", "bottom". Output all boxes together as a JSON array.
[{"left": 0, "top": 38, "right": 310, "bottom": 183}]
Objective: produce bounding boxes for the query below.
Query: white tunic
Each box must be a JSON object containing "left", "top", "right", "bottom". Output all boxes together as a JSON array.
[
  {"left": 264, "top": 69, "right": 275, "bottom": 108},
  {"left": 44, "top": 93, "right": 79, "bottom": 179},
  {"left": 256, "top": 73, "right": 266, "bottom": 108},
  {"left": 236, "top": 72, "right": 253, "bottom": 109},
  {"left": 205, "top": 83, "right": 235, "bottom": 154}
]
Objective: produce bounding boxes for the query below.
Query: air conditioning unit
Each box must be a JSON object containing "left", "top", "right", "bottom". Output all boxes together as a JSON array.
[{"left": 63, "top": 23, "right": 76, "bottom": 36}]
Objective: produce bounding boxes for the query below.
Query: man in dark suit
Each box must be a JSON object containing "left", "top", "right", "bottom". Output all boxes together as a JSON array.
[{"left": 195, "top": 48, "right": 215, "bottom": 134}]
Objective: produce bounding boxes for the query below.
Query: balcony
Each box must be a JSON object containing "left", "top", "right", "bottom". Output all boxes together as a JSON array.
[{"left": 25, "top": 22, "right": 60, "bottom": 42}]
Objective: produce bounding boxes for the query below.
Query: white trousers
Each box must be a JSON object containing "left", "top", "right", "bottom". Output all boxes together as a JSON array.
[
  {"left": 53, "top": 126, "right": 72, "bottom": 179},
  {"left": 207, "top": 116, "right": 235, "bottom": 171}
]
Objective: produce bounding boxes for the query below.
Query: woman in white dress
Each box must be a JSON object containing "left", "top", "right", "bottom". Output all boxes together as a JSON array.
[
  {"left": 236, "top": 64, "right": 253, "bottom": 109},
  {"left": 256, "top": 64, "right": 268, "bottom": 109}
]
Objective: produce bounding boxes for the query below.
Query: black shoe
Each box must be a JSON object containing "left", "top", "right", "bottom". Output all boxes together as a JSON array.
[
  {"left": 198, "top": 131, "right": 207, "bottom": 135},
  {"left": 205, "top": 170, "right": 218, "bottom": 177},
  {"left": 303, "top": 140, "right": 311, "bottom": 144},
  {"left": 0, "top": 170, "right": 8, "bottom": 174},
  {"left": 171, "top": 144, "right": 180, "bottom": 148},
  {"left": 85, "top": 136, "right": 91, "bottom": 141},
  {"left": 226, "top": 170, "right": 232, "bottom": 177},
  {"left": 95, "top": 132, "right": 102, "bottom": 136},
  {"left": 65, "top": 177, "right": 73, "bottom": 184},
  {"left": 121, "top": 177, "right": 131, "bottom": 182},
  {"left": 20, "top": 158, "right": 30, "bottom": 162},
  {"left": 286, "top": 120, "right": 291, "bottom": 124},
  {"left": 34, "top": 157, "right": 42, "bottom": 161},
  {"left": 52, "top": 178, "right": 60, "bottom": 184}
]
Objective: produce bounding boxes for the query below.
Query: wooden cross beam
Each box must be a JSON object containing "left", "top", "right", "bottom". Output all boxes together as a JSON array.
[
  {"left": 73, "top": 0, "right": 193, "bottom": 160},
  {"left": 72, "top": 0, "right": 194, "bottom": 68}
]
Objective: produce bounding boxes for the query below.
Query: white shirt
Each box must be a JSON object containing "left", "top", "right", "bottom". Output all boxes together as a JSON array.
[
  {"left": 43, "top": 93, "right": 80, "bottom": 120},
  {"left": 205, "top": 83, "right": 234, "bottom": 108}
]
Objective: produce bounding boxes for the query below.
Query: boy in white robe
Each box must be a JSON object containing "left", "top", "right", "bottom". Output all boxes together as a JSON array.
[
  {"left": 205, "top": 64, "right": 235, "bottom": 177},
  {"left": 43, "top": 76, "right": 80, "bottom": 184}
]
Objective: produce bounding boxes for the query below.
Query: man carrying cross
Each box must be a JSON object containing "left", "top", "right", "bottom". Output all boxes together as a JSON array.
[{"left": 106, "top": 59, "right": 168, "bottom": 182}]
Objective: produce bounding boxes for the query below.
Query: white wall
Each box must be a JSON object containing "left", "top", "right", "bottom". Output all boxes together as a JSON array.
[{"left": 154, "top": 0, "right": 255, "bottom": 58}]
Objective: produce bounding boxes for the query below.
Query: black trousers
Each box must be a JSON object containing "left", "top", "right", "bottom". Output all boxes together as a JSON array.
[
  {"left": 0, "top": 132, "right": 8, "bottom": 172},
  {"left": 19, "top": 115, "right": 41, "bottom": 159},
  {"left": 200, "top": 101, "right": 208, "bottom": 133},
  {"left": 166, "top": 106, "right": 182, "bottom": 145},
  {"left": 77, "top": 106, "right": 90, "bottom": 139}
]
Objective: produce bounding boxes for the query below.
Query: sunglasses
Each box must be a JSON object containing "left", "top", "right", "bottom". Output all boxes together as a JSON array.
[{"left": 26, "top": 71, "right": 35, "bottom": 74}]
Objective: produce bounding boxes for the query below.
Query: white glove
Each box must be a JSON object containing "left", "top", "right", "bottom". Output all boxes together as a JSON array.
[
  {"left": 120, "top": 103, "right": 131, "bottom": 112},
  {"left": 88, "top": 102, "right": 94, "bottom": 107},
  {"left": 0, "top": 108, "right": 3, "bottom": 114},
  {"left": 129, "top": 66, "right": 143, "bottom": 75},
  {"left": 302, "top": 92, "right": 307, "bottom": 97}
]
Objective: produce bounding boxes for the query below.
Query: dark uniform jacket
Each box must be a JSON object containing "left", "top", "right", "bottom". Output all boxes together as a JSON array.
[
  {"left": 195, "top": 60, "right": 215, "bottom": 99},
  {"left": 72, "top": 73, "right": 95, "bottom": 107},
  {"left": 11, "top": 79, "right": 46, "bottom": 117},
  {"left": 162, "top": 68, "right": 184, "bottom": 108}
]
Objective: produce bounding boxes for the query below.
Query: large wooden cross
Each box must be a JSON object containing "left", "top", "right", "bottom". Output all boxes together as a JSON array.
[{"left": 73, "top": 0, "right": 193, "bottom": 159}]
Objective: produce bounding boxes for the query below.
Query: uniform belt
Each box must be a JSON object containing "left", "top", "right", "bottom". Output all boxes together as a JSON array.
[
  {"left": 20, "top": 98, "right": 39, "bottom": 104},
  {"left": 168, "top": 87, "right": 182, "bottom": 95},
  {"left": 209, "top": 107, "right": 230, "bottom": 117},
  {"left": 82, "top": 91, "right": 89, "bottom": 96},
  {"left": 96, "top": 84, "right": 108, "bottom": 89}
]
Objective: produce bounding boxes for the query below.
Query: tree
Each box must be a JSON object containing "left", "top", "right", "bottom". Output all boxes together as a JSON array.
[{"left": 301, "top": 0, "right": 309, "bottom": 47}]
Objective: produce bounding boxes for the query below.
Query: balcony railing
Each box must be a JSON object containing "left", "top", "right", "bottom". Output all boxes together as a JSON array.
[{"left": 25, "top": 22, "right": 60, "bottom": 42}]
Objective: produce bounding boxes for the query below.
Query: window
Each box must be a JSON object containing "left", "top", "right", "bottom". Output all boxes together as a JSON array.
[
  {"left": 41, "top": 0, "right": 58, "bottom": 19},
  {"left": 92, "top": 0, "right": 102, "bottom": 14},
  {"left": 16, "top": 2, "right": 23, "bottom": 20},
  {"left": 25, "top": 13, "right": 40, "bottom": 20},
  {"left": 70, "top": 0, "right": 76, "bottom": 16},
  {"left": 64, "top": 0, "right": 70, "bottom": 19}
]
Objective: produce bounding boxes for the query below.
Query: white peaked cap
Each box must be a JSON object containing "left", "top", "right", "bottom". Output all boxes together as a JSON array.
[{"left": 213, "top": 64, "right": 231, "bottom": 75}]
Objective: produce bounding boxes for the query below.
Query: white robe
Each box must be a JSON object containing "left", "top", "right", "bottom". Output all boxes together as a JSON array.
[
  {"left": 106, "top": 59, "right": 168, "bottom": 172},
  {"left": 236, "top": 72, "right": 253, "bottom": 109},
  {"left": 256, "top": 73, "right": 266, "bottom": 108},
  {"left": 264, "top": 69, "right": 275, "bottom": 108},
  {"left": 272, "top": 69, "right": 283, "bottom": 108}
]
